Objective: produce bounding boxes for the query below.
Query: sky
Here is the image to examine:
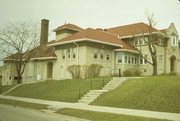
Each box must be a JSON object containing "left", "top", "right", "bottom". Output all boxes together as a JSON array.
[{"left": 0, "top": 0, "right": 180, "bottom": 40}]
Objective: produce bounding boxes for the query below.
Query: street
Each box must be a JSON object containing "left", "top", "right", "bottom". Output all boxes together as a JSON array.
[{"left": 0, "top": 104, "right": 80, "bottom": 121}]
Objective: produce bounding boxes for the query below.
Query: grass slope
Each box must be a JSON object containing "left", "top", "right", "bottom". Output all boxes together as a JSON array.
[
  {"left": 57, "top": 108, "right": 170, "bottom": 121},
  {"left": 7, "top": 78, "right": 110, "bottom": 102},
  {"left": 0, "top": 98, "right": 47, "bottom": 110},
  {"left": 92, "top": 76, "right": 180, "bottom": 113}
]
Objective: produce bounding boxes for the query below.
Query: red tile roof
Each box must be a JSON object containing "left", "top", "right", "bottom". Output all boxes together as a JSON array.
[
  {"left": 50, "top": 28, "right": 138, "bottom": 52},
  {"left": 5, "top": 43, "right": 57, "bottom": 60},
  {"left": 106, "top": 22, "right": 159, "bottom": 37},
  {"left": 53, "top": 23, "right": 83, "bottom": 32}
]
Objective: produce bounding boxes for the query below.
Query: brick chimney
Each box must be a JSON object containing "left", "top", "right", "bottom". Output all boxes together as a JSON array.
[{"left": 40, "top": 19, "right": 49, "bottom": 45}]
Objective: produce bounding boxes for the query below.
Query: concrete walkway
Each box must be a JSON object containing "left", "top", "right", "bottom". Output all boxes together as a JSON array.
[{"left": 0, "top": 95, "right": 180, "bottom": 121}]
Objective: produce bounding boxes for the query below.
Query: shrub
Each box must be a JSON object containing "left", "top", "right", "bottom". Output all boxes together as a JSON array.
[
  {"left": 168, "top": 72, "right": 177, "bottom": 76},
  {"left": 123, "top": 70, "right": 133, "bottom": 77},
  {"left": 85, "top": 64, "right": 103, "bottom": 78},
  {"left": 67, "top": 65, "right": 81, "bottom": 79},
  {"left": 123, "top": 69, "right": 142, "bottom": 77},
  {"left": 134, "top": 70, "right": 142, "bottom": 76}
]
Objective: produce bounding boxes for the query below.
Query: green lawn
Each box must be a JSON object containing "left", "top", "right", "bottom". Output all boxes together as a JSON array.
[
  {"left": 0, "top": 85, "right": 15, "bottom": 94},
  {"left": 7, "top": 78, "right": 110, "bottom": 102},
  {"left": 92, "top": 76, "right": 180, "bottom": 113},
  {"left": 0, "top": 98, "right": 47, "bottom": 110},
  {"left": 57, "top": 108, "right": 170, "bottom": 121}
]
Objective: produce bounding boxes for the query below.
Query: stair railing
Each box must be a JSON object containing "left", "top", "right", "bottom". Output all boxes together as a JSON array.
[{"left": 78, "top": 68, "right": 119, "bottom": 100}]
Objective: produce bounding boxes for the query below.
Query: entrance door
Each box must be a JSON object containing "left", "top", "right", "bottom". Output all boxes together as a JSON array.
[
  {"left": 47, "top": 62, "right": 53, "bottom": 78},
  {"left": 170, "top": 56, "right": 176, "bottom": 72}
]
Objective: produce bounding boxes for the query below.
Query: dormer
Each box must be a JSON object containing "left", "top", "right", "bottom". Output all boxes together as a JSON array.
[
  {"left": 53, "top": 23, "right": 83, "bottom": 40},
  {"left": 166, "top": 23, "right": 179, "bottom": 47}
]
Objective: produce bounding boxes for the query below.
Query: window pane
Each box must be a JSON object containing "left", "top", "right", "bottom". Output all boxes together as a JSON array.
[
  {"left": 106, "top": 50, "right": 110, "bottom": 61},
  {"left": 117, "top": 55, "right": 123, "bottom": 63}
]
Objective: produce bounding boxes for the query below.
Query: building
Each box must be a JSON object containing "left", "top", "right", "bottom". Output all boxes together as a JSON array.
[{"left": 1, "top": 19, "right": 180, "bottom": 85}]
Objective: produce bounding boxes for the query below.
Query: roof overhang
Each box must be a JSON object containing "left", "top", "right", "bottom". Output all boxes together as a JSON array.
[
  {"left": 114, "top": 49, "right": 139, "bottom": 54},
  {"left": 4, "top": 57, "right": 57, "bottom": 61},
  {"left": 48, "top": 38, "right": 123, "bottom": 48}
]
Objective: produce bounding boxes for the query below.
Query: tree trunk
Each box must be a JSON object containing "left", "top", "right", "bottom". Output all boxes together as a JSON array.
[
  {"left": 152, "top": 58, "right": 158, "bottom": 76},
  {"left": 17, "top": 73, "right": 22, "bottom": 84}
]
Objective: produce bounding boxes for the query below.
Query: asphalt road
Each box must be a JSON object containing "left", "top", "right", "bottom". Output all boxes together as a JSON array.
[{"left": 0, "top": 104, "right": 77, "bottom": 121}]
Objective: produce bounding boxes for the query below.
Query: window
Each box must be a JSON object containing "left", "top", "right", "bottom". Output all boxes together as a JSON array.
[
  {"left": 134, "top": 40, "right": 139, "bottom": 46},
  {"left": 135, "top": 57, "right": 137, "bottom": 64},
  {"left": 128, "top": 57, "right": 131, "bottom": 64},
  {"left": 134, "top": 37, "right": 148, "bottom": 46},
  {"left": 100, "top": 49, "right": 104, "bottom": 60},
  {"left": 106, "top": 50, "right": 110, "bottom": 61},
  {"left": 125, "top": 56, "right": 127, "bottom": 63},
  {"left": 144, "top": 55, "right": 147, "bottom": 64},
  {"left": 140, "top": 56, "right": 144, "bottom": 64},
  {"left": 94, "top": 48, "right": 98, "bottom": 59},
  {"left": 67, "top": 48, "right": 71, "bottom": 60},
  {"left": 171, "top": 35, "right": 178, "bottom": 46},
  {"left": 117, "top": 55, "right": 123, "bottom": 63},
  {"left": 62, "top": 49, "right": 66, "bottom": 59},
  {"left": 72, "top": 48, "right": 77, "bottom": 59},
  {"left": 132, "top": 56, "right": 134, "bottom": 64},
  {"left": 140, "top": 55, "right": 147, "bottom": 64}
]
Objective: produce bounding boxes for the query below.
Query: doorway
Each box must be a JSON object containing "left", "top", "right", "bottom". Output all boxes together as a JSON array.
[
  {"left": 47, "top": 62, "right": 53, "bottom": 78},
  {"left": 170, "top": 56, "right": 176, "bottom": 72}
]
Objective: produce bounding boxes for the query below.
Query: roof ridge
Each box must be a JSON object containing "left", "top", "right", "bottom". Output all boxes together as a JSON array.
[{"left": 107, "top": 22, "right": 146, "bottom": 29}]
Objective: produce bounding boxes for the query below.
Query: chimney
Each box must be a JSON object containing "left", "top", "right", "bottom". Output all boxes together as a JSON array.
[{"left": 40, "top": 19, "right": 49, "bottom": 45}]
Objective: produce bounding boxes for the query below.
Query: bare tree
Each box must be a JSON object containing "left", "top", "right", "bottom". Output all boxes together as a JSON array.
[
  {"left": 0, "top": 21, "right": 40, "bottom": 83},
  {"left": 131, "top": 13, "right": 162, "bottom": 76}
]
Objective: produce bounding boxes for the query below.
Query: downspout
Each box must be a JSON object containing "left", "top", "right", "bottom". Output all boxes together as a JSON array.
[{"left": 74, "top": 42, "right": 79, "bottom": 65}]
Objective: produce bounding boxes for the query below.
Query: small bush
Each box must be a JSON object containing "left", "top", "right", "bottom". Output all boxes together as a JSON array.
[
  {"left": 123, "top": 70, "right": 133, "bottom": 77},
  {"left": 85, "top": 64, "right": 103, "bottom": 78},
  {"left": 123, "top": 69, "right": 142, "bottom": 77},
  {"left": 67, "top": 65, "right": 81, "bottom": 79},
  {"left": 168, "top": 72, "right": 177, "bottom": 76},
  {"left": 134, "top": 70, "right": 142, "bottom": 76}
]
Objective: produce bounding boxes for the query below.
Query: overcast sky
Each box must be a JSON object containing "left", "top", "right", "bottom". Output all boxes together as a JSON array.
[{"left": 0, "top": 0, "right": 180, "bottom": 40}]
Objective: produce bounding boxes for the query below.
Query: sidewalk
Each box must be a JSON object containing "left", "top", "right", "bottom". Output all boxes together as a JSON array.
[{"left": 0, "top": 95, "right": 180, "bottom": 121}]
